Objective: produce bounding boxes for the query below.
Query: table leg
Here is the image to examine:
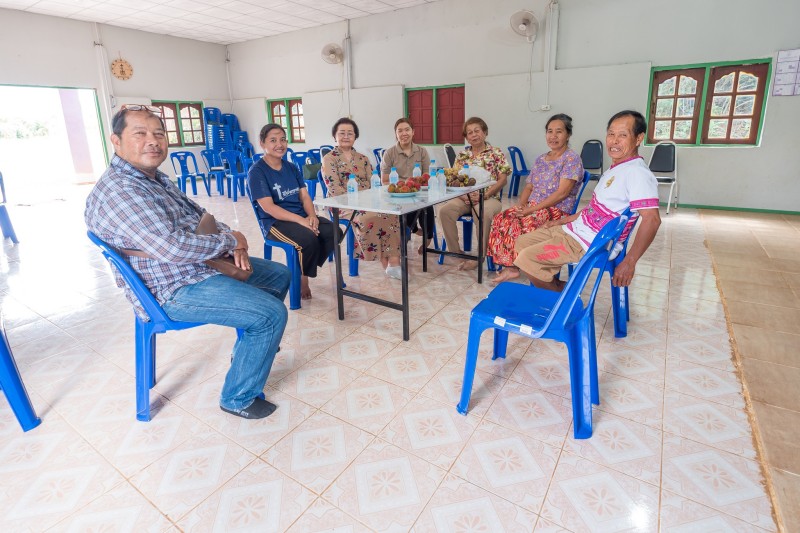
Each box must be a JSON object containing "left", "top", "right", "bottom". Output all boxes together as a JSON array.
[
  {"left": 478, "top": 189, "right": 484, "bottom": 284},
  {"left": 333, "top": 208, "right": 344, "bottom": 320},
  {"left": 400, "top": 213, "right": 410, "bottom": 341},
  {"left": 421, "top": 208, "right": 428, "bottom": 272}
]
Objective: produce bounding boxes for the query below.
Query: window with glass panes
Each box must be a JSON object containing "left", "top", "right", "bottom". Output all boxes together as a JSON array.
[
  {"left": 268, "top": 98, "right": 304, "bottom": 143},
  {"left": 647, "top": 61, "right": 770, "bottom": 146},
  {"left": 405, "top": 85, "right": 465, "bottom": 144},
  {"left": 151, "top": 101, "right": 205, "bottom": 147}
]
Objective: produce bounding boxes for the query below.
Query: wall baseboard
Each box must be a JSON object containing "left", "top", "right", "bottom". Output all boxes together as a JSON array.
[{"left": 670, "top": 203, "right": 800, "bottom": 216}]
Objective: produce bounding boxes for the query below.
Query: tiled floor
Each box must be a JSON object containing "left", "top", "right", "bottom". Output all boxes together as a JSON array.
[{"left": 0, "top": 184, "right": 794, "bottom": 532}]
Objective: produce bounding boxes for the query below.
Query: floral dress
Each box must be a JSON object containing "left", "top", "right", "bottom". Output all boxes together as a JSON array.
[
  {"left": 321, "top": 147, "right": 402, "bottom": 261},
  {"left": 487, "top": 148, "right": 584, "bottom": 266},
  {"left": 454, "top": 144, "right": 512, "bottom": 199}
]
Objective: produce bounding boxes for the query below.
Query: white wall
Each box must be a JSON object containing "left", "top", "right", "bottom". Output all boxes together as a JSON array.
[
  {"left": 0, "top": 8, "right": 229, "bottom": 175},
  {"left": 227, "top": 0, "right": 800, "bottom": 211},
  {"left": 2, "top": 0, "right": 798, "bottom": 210}
]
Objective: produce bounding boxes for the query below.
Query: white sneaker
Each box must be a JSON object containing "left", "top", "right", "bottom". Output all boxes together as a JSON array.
[{"left": 385, "top": 265, "right": 402, "bottom": 279}]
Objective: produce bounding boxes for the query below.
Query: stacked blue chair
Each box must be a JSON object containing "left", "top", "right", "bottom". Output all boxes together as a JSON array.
[
  {"left": 219, "top": 150, "right": 248, "bottom": 202},
  {"left": 245, "top": 184, "right": 302, "bottom": 310},
  {"left": 0, "top": 171, "right": 19, "bottom": 243},
  {"left": 1, "top": 314, "right": 41, "bottom": 431},
  {"left": 206, "top": 124, "right": 234, "bottom": 152},
  {"left": 506, "top": 146, "right": 529, "bottom": 198},
  {"left": 201, "top": 150, "right": 227, "bottom": 196},
  {"left": 221, "top": 113, "right": 240, "bottom": 132},
  {"left": 170, "top": 152, "right": 211, "bottom": 196},
  {"left": 233, "top": 131, "right": 249, "bottom": 145},
  {"left": 457, "top": 215, "right": 629, "bottom": 439},
  {"left": 87, "top": 231, "right": 243, "bottom": 421},
  {"left": 203, "top": 107, "right": 222, "bottom": 125},
  {"left": 307, "top": 148, "right": 322, "bottom": 164}
]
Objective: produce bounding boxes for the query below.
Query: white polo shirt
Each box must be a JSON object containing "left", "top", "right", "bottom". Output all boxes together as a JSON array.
[{"left": 563, "top": 156, "right": 658, "bottom": 250}]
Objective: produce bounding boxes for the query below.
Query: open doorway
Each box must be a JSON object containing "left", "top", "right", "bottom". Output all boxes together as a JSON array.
[{"left": 0, "top": 85, "right": 106, "bottom": 205}]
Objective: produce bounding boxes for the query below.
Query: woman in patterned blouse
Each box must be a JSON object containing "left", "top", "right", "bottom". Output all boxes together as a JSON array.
[
  {"left": 489, "top": 113, "right": 584, "bottom": 283},
  {"left": 439, "top": 117, "right": 511, "bottom": 270},
  {"left": 321, "top": 117, "right": 403, "bottom": 279}
]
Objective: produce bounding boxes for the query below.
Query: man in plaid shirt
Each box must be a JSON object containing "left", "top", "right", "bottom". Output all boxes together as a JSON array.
[{"left": 86, "top": 106, "right": 290, "bottom": 419}]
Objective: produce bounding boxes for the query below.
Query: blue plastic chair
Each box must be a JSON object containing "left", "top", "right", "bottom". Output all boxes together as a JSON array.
[
  {"left": 219, "top": 150, "right": 248, "bottom": 202},
  {"left": 307, "top": 148, "right": 321, "bottom": 164},
  {"left": 87, "top": 231, "right": 244, "bottom": 421},
  {"left": 203, "top": 107, "right": 222, "bottom": 125},
  {"left": 201, "top": 149, "right": 227, "bottom": 196},
  {"left": 457, "top": 215, "right": 629, "bottom": 439},
  {"left": 221, "top": 113, "right": 240, "bottom": 131},
  {"left": 320, "top": 145, "right": 334, "bottom": 158},
  {"left": 252, "top": 153, "right": 263, "bottom": 164},
  {"left": 437, "top": 215, "right": 496, "bottom": 272},
  {"left": 244, "top": 185, "right": 302, "bottom": 310},
  {"left": 0, "top": 171, "right": 19, "bottom": 244},
  {"left": 283, "top": 147, "right": 295, "bottom": 162},
  {"left": 170, "top": 151, "right": 211, "bottom": 196},
  {"left": 1, "top": 315, "right": 41, "bottom": 431},
  {"left": 506, "top": 146, "right": 530, "bottom": 198},
  {"left": 372, "top": 148, "right": 384, "bottom": 169},
  {"left": 318, "top": 173, "right": 360, "bottom": 277},
  {"left": 566, "top": 208, "right": 637, "bottom": 338},
  {"left": 569, "top": 171, "right": 592, "bottom": 216}
]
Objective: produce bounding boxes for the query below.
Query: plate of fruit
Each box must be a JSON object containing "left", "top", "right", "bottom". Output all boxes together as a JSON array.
[{"left": 387, "top": 179, "right": 421, "bottom": 197}]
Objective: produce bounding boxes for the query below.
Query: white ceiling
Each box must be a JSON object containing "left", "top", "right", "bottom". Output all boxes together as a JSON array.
[{"left": 0, "top": 0, "right": 442, "bottom": 45}]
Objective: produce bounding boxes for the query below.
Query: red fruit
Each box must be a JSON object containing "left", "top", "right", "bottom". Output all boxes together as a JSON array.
[
  {"left": 422, "top": 173, "right": 430, "bottom": 180},
  {"left": 396, "top": 180, "right": 405, "bottom": 188}
]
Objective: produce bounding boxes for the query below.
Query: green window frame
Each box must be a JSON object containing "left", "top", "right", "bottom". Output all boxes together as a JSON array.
[
  {"left": 646, "top": 59, "right": 771, "bottom": 146},
  {"left": 267, "top": 98, "right": 305, "bottom": 143},
  {"left": 404, "top": 84, "right": 465, "bottom": 145},
  {"left": 151, "top": 101, "right": 205, "bottom": 147}
]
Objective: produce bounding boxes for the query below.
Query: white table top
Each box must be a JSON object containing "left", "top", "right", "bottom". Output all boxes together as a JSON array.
[{"left": 312, "top": 182, "right": 491, "bottom": 215}]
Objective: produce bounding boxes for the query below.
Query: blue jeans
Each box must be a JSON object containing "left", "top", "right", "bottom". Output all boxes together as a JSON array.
[{"left": 163, "top": 258, "right": 291, "bottom": 410}]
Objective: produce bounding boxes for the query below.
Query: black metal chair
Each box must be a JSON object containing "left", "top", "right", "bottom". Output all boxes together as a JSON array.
[
  {"left": 580, "top": 139, "right": 604, "bottom": 181},
  {"left": 649, "top": 141, "right": 678, "bottom": 214}
]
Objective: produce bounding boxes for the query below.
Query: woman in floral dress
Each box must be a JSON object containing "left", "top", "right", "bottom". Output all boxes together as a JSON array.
[
  {"left": 489, "top": 114, "right": 584, "bottom": 283},
  {"left": 321, "top": 117, "right": 403, "bottom": 279}
]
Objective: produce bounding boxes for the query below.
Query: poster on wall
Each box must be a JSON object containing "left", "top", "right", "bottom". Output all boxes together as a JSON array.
[{"left": 772, "top": 49, "right": 800, "bottom": 96}]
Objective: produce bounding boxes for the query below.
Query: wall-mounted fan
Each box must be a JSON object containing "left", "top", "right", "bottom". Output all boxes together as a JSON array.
[
  {"left": 510, "top": 10, "right": 539, "bottom": 43},
  {"left": 321, "top": 43, "right": 344, "bottom": 64}
]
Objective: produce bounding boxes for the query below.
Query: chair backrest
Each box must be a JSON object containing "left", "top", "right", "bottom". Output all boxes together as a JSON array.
[
  {"left": 252, "top": 153, "right": 263, "bottom": 163},
  {"left": 320, "top": 145, "right": 334, "bottom": 158},
  {"left": 542, "top": 215, "right": 629, "bottom": 333},
  {"left": 580, "top": 140, "right": 604, "bottom": 176},
  {"left": 507, "top": 146, "right": 528, "bottom": 173},
  {"left": 443, "top": 144, "right": 457, "bottom": 168},
  {"left": 372, "top": 148, "right": 383, "bottom": 169},
  {"left": 291, "top": 151, "right": 308, "bottom": 169},
  {"left": 0, "top": 170, "right": 6, "bottom": 204},
  {"left": 221, "top": 113, "right": 240, "bottom": 131},
  {"left": 318, "top": 169, "right": 329, "bottom": 197},
  {"left": 201, "top": 149, "right": 222, "bottom": 171},
  {"left": 649, "top": 141, "right": 676, "bottom": 174},
  {"left": 307, "top": 148, "right": 321, "bottom": 164},
  {"left": 87, "top": 231, "right": 172, "bottom": 324},
  {"left": 203, "top": 107, "right": 222, "bottom": 125},
  {"left": 283, "top": 147, "right": 295, "bottom": 162},
  {"left": 219, "top": 150, "right": 246, "bottom": 175},
  {"left": 570, "top": 170, "right": 592, "bottom": 215},
  {"left": 236, "top": 140, "right": 255, "bottom": 159},
  {"left": 170, "top": 151, "right": 201, "bottom": 176}
]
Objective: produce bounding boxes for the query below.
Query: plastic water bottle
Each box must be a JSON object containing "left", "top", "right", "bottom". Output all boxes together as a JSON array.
[
  {"left": 412, "top": 163, "right": 422, "bottom": 179},
  {"left": 428, "top": 171, "right": 440, "bottom": 198},
  {"left": 346, "top": 174, "right": 358, "bottom": 196},
  {"left": 389, "top": 167, "right": 399, "bottom": 186},
  {"left": 458, "top": 164, "right": 470, "bottom": 178},
  {"left": 370, "top": 169, "right": 381, "bottom": 190},
  {"left": 438, "top": 169, "right": 447, "bottom": 195},
  {"left": 429, "top": 159, "right": 437, "bottom": 175}
]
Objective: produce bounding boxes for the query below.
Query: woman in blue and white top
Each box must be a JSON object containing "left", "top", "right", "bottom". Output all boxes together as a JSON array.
[{"left": 248, "top": 123, "right": 339, "bottom": 300}]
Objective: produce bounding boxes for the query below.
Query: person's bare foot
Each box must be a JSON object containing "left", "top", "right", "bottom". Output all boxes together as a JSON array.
[
  {"left": 301, "top": 276, "right": 312, "bottom": 300},
  {"left": 457, "top": 259, "right": 478, "bottom": 271},
  {"left": 491, "top": 267, "right": 520, "bottom": 284}
]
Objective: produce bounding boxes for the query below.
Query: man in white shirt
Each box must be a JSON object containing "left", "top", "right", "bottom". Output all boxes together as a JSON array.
[{"left": 513, "top": 110, "right": 662, "bottom": 291}]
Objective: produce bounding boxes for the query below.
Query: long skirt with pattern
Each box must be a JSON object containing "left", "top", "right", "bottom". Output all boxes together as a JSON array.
[
  {"left": 352, "top": 211, "right": 402, "bottom": 261},
  {"left": 487, "top": 206, "right": 565, "bottom": 266}
]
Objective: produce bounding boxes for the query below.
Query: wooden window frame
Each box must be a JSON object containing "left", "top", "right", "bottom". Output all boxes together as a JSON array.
[
  {"left": 648, "top": 68, "right": 705, "bottom": 144},
  {"left": 702, "top": 63, "right": 769, "bottom": 145},
  {"left": 151, "top": 101, "right": 205, "bottom": 147},
  {"left": 646, "top": 59, "right": 771, "bottom": 146},
  {"left": 267, "top": 98, "right": 305, "bottom": 143},
  {"left": 404, "top": 84, "right": 465, "bottom": 145}
]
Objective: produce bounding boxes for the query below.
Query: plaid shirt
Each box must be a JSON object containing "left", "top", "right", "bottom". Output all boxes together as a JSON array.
[{"left": 85, "top": 155, "right": 237, "bottom": 318}]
